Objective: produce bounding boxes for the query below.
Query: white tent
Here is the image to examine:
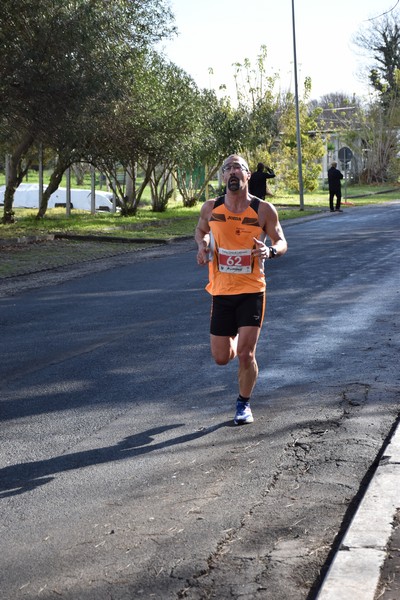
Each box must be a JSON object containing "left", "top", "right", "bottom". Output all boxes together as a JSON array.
[{"left": 0, "top": 183, "right": 115, "bottom": 212}]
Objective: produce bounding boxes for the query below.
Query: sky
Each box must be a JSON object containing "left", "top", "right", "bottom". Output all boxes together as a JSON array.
[{"left": 160, "top": 0, "right": 395, "bottom": 102}]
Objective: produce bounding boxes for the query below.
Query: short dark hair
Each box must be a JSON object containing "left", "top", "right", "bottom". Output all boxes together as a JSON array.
[{"left": 257, "top": 162, "right": 264, "bottom": 171}]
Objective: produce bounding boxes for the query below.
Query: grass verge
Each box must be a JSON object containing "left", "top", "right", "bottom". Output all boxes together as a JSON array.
[{"left": 0, "top": 185, "right": 398, "bottom": 241}]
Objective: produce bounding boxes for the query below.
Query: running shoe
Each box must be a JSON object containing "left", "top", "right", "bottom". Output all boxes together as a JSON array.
[{"left": 234, "top": 400, "right": 254, "bottom": 425}]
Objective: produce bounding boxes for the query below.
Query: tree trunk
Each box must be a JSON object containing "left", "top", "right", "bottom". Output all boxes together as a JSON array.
[
  {"left": 2, "top": 132, "right": 35, "bottom": 224},
  {"left": 36, "top": 156, "right": 70, "bottom": 218}
]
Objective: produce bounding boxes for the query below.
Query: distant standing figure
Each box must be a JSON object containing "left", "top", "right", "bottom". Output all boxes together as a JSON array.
[
  {"left": 328, "top": 161, "right": 344, "bottom": 212},
  {"left": 249, "top": 162, "right": 275, "bottom": 200}
]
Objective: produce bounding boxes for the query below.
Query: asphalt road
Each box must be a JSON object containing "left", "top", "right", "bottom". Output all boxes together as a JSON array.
[{"left": 0, "top": 203, "right": 399, "bottom": 600}]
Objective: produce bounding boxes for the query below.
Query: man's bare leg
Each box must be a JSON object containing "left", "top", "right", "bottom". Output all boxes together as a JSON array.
[
  {"left": 210, "top": 327, "right": 261, "bottom": 424},
  {"left": 210, "top": 334, "right": 238, "bottom": 365},
  {"left": 237, "top": 326, "right": 260, "bottom": 397}
]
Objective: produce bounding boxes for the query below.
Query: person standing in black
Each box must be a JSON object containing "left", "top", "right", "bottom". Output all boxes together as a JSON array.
[
  {"left": 249, "top": 162, "right": 275, "bottom": 200},
  {"left": 328, "top": 161, "right": 344, "bottom": 212}
]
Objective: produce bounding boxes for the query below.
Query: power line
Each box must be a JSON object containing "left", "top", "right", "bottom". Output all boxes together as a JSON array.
[{"left": 367, "top": 0, "right": 399, "bottom": 20}]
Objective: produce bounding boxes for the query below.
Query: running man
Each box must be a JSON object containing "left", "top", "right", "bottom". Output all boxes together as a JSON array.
[{"left": 195, "top": 154, "right": 287, "bottom": 425}]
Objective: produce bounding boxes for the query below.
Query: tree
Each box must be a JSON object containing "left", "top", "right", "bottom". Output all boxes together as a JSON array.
[
  {"left": 173, "top": 91, "right": 251, "bottom": 207},
  {"left": 274, "top": 79, "right": 325, "bottom": 193},
  {"left": 202, "top": 46, "right": 326, "bottom": 196},
  {"left": 356, "top": 97, "right": 400, "bottom": 183},
  {"left": 353, "top": 9, "right": 400, "bottom": 105},
  {"left": 310, "top": 93, "right": 361, "bottom": 110},
  {"left": 310, "top": 93, "right": 364, "bottom": 182},
  {"left": 137, "top": 58, "right": 203, "bottom": 213},
  {"left": 351, "top": 9, "right": 400, "bottom": 181},
  {"left": 0, "top": 0, "right": 176, "bottom": 223},
  {"left": 89, "top": 51, "right": 204, "bottom": 215},
  {"left": 231, "top": 46, "right": 280, "bottom": 166}
]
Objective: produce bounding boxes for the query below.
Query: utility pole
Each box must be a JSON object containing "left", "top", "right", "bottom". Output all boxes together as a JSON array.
[
  {"left": 291, "top": 0, "right": 304, "bottom": 210},
  {"left": 66, "top": 167, "right": 71, "bottom": 217},
  {"left": 90, "top": 165, "right": 96, "bottom": 215},
  {"left": 38, "top": 143, "right": 43, "bottom": 210}
]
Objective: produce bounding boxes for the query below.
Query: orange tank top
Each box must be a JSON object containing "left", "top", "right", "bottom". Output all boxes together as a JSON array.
[{"left": 206, "top": 196, "right": 266, "bottom": 296}]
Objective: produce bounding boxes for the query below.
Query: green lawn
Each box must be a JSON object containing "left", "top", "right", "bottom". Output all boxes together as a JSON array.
[{"left": 1, "top": 184, "right": 398, "bottom": 241}]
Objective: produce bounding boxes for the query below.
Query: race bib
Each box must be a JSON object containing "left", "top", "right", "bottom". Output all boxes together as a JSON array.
[{"left": 218, "top": 248, "right": 252, "bottom": 274}]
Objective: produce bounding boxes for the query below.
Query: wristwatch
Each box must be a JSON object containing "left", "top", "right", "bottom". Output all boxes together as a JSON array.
[{"left": 269, "top": 246, "right": 277, "bottom": 259}]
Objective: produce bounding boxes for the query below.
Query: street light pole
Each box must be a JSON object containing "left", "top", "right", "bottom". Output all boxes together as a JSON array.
[{"left": 291, "top": 0, "right": 304, "bottom": 210}]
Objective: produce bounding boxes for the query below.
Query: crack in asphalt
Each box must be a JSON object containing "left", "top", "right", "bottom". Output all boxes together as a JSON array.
[{"left": 175, "top": 384, "right": 399, "bottom": 600}]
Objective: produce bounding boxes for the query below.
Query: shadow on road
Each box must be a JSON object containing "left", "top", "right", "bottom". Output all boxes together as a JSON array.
[{"left": 0, "top": 421, "right": 232, "bottom": 499}]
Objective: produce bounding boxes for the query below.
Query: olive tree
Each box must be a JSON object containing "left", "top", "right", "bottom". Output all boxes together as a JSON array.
[
  {"left": 136, "top": 58, "right": 203, "bottom": 213},
  {"left": 173, "top": 91, "right": 251, "bottom": 206},
  {"left": 89, "top": 52, "right": 203, "bottom": 215},
  {"left": 0, "top": 0, "right": 176, "bottom": 223}
]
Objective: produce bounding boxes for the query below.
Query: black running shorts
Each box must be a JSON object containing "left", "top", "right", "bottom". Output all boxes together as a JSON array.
[{"left": 210, "top": 292, "right": 266, "bottom": 337}]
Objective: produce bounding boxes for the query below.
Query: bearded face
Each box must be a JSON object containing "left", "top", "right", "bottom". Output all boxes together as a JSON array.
[{"left": 222, "top": 157, "right": 250, "bottom": 193}]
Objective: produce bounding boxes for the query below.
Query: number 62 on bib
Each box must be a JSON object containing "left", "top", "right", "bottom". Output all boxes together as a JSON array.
[{"left": 218, "top": 248, "right": 252, "bottom": 274}]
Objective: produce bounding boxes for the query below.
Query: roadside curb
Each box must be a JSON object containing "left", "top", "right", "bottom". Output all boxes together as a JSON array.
[
  {"left": 54, "top": 233, "right": 169, "bottom": 244},
  {"left": 0, "top": 234, "right": 55, "bottom": 246},
  {"left": 0, "top": 233, "right": 194, "bottom": 247},
  {"left": 316, "top": 418, "right": 400, "bottom": 600}
]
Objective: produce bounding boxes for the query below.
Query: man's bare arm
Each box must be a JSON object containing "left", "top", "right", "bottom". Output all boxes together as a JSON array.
[
  {"left": 195, "top": 200, "right": 213, "bottom": 265},
  {"left": 259, "top": 202, "right": 288, "bottom": 257}
]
